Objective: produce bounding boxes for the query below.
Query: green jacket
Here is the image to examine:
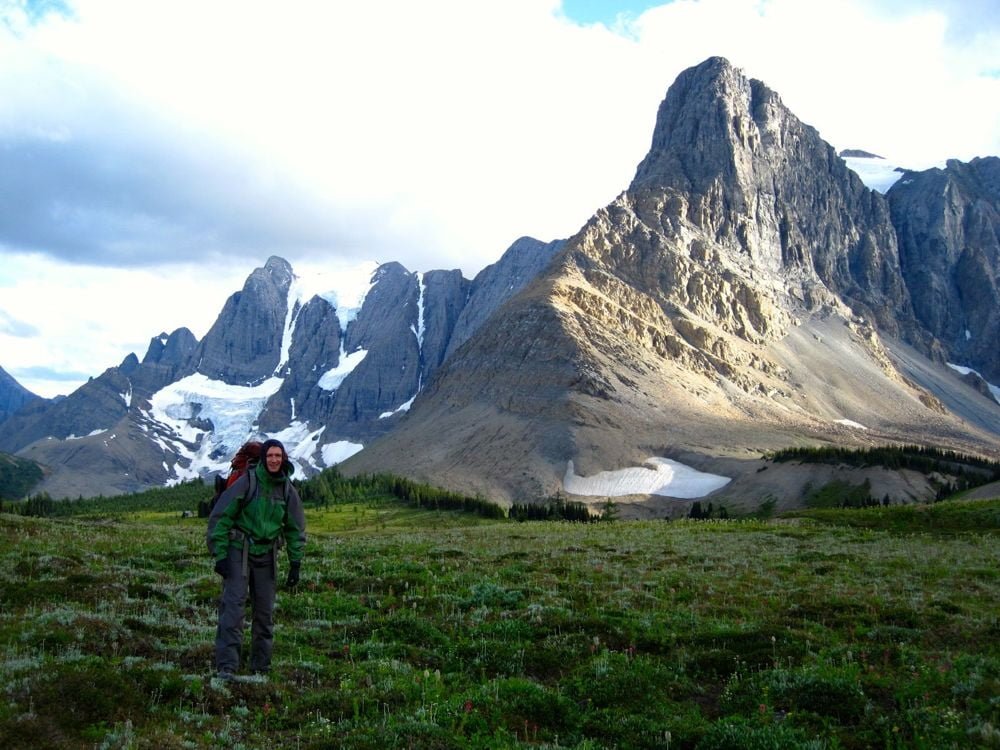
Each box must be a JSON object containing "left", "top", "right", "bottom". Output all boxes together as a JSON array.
[{"left": 206, "top": 463, "right": 306, "bottom": 563}]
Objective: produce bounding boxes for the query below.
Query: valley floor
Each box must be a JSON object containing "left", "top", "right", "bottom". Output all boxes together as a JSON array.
[{"left": 1, "top": 500, "right": 998, "bottom": 749}]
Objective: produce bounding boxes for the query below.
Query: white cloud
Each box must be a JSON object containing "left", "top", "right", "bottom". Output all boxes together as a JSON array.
[
  {"left": 625, "top": 0, "right": 1000, "bottom": 170},
  {"left": 0, "top": 252, "right": 246, "bottom": 396},
  {"left": 1, "top": 0, "right": 998, "bottom": 397}
]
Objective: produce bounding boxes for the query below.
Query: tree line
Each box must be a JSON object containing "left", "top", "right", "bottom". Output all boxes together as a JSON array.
[
  {"left": 769, "top": 444, "right": 1000, "bottom": 484},
  {"left": 6, "top": 465, "right": 619, "bottom": 524},
  {"left": 298, "top": 469, "right": 507, "bottom": 519}
]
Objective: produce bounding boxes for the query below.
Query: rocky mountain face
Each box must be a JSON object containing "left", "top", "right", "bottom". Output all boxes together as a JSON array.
[
  {"left": 0, "top": 240, "right": 562, "bottom": 498},
  {"left": 887, "top": 156, "right": 1000, "bottom": 381},
  {"left": 0, "top": 366, "right": 40, "bottom": 424},
  {"left": 3, "top": 56, "right": 999, "bottom": 508},
  {"left": 194, "top": 259, "right": 296, "bottom": 386},
  {"left": 342, "top": 57, "right": 1000, "bottom": 509},
  {"left": 627, "top": 57, "right": 917, "bottom": 342}
]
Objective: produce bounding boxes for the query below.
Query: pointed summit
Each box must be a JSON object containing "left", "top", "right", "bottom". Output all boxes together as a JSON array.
[
  {"left": 618, "top": 57, "right": 915, "bottom": 337},
  {"left": 631, "top": 56, "right": 769, "bottom": 191},
  {"left": 194, "top": 256, "right": 296, "bottom": 386}
]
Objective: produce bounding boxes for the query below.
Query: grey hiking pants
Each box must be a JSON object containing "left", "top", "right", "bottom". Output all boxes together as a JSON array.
[{"left": 214, "top": 543, "right": 277, "bottom": 673}]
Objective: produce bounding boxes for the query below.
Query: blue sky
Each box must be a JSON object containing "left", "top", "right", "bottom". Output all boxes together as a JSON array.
[
  {"left": 561, "top": 0, "right": 663, "bottom": 25},
  {"left": 2, "top": 0, "right": 999, "bottom": 397}
]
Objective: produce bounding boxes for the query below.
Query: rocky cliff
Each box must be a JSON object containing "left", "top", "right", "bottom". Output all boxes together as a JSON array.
[
  {"left": 193, "top": 257, "right": 296, "bottom": 386},
  {"left": 888, "top": 156, "right": 1000, "bottom": 380},
  {"left": 0, "top": 240, "right": 563, "bottom": 497}
]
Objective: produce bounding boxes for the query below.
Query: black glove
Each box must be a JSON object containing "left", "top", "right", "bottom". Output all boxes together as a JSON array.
[
  {"left": 214, "top": 558, "right": 229, "bottom": 578},
  {"left": 285, "top": 560, "right": 301, "bottom": 588}
]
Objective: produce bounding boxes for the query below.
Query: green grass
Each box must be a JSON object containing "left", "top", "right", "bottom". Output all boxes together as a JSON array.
[
  {"left": 2, "top": 498, "right": 999, "bottom": 749},
  {"left": 791, "top": 497, "right": 1000, "bottom": 535}
]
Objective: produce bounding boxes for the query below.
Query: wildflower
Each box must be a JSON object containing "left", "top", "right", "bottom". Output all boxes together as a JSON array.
[
  {"left": 463, "top": 700, "right": 474, "bottom": 714},
  {"left": 263, "top": 702, "right": 273, "bottom": 716}
]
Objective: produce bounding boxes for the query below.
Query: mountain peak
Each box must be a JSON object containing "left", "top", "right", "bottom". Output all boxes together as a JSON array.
[
  {"left": 630, "top": 56, "right": 788, "bottom": 192},
  {"left": 0, "top": 366, "right": 41, "bottom": 423}
]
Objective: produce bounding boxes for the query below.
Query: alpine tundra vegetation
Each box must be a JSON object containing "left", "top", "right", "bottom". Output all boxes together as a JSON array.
[{"left": 1, "top": 474, "right": 999, "bottom": 749}]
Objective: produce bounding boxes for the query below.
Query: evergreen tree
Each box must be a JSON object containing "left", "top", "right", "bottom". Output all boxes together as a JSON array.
[{"left": 601, "top": 498, "right": 619, "bottom": 522}]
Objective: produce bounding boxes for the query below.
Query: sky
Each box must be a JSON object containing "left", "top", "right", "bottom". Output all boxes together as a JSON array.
[{"left": 1, "top": 0, "right": 999, "bottom": 398}]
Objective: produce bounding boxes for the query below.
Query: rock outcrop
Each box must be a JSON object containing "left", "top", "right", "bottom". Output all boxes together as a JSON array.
[
  {"left": 193, "top": 256, "right": 296, "bottom": 386},
  {"left": 888, "top": 156, "right": 1000, "bottom": 380}
]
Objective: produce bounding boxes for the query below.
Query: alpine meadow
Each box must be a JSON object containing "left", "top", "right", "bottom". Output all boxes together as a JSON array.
[{"left": 2, "top": 476, "right": 999, "bottom": 748}]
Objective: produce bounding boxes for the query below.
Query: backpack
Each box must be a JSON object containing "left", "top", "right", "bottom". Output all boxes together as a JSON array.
[{"left": 197, "top": 441, "right": 263, "bottom": 518}]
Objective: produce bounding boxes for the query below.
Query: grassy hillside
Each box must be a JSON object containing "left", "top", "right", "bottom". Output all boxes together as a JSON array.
[{"left": 1, "top": 495, "right": 998, "bottom": 749}]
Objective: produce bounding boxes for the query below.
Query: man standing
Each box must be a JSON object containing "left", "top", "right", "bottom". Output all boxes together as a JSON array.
[{"left": 207, "top": 438, "right": 306, "bottom": 679}]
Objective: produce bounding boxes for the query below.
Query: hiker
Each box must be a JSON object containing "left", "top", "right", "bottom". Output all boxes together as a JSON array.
[{"left": 207, "top": 438, "right": 306, "bottom": 679}]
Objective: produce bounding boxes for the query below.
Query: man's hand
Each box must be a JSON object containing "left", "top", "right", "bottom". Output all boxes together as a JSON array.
[
  {"left": 214, "top": 558, "right": 229, "bottom": 578},
  {"left": 285, "top": 560, "right": 301, "bottom": 588}
]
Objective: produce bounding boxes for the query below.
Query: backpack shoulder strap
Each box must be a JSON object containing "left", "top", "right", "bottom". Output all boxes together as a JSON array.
[{"left": 237, "top": 469, "right": 258, "bottom": 517}]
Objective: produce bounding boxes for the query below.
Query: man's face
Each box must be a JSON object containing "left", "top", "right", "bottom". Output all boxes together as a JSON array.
[{"left": 265, "top": 447, "right": 284, "bottom": 473}]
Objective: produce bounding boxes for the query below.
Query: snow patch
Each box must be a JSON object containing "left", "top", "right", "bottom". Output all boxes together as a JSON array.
[
  {"left": 294, "top": 261, "right": 378, "bottom": 332},
  {"left": 379, "top": 396, "right": 415, "bottom": 419},
  {"left": 66, "top": 429, "right": 109, "bottom": 440},
  {"left": 834, "top": 419, "right": 867, "bottom": 430},
  {"left": 412, "top": 271, "right": 426, "bottom": 347},
  {"left": 322, "top": 440, "right": 364, "bottom": 466},
  {"left": 947, "top": 363, "right": 1000, "bottom": 404},
  {"left": 318, "top": 348, "right": 368, "bottom": 391},
  {"left": 276, "top": 282, "right": 303, "bottom": 374},
  {"left": 563, "top": 457, "right": 730, "bottom": 499},
  {"left": 148, "top": 373, "right": 284, "bottom": 479}
]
